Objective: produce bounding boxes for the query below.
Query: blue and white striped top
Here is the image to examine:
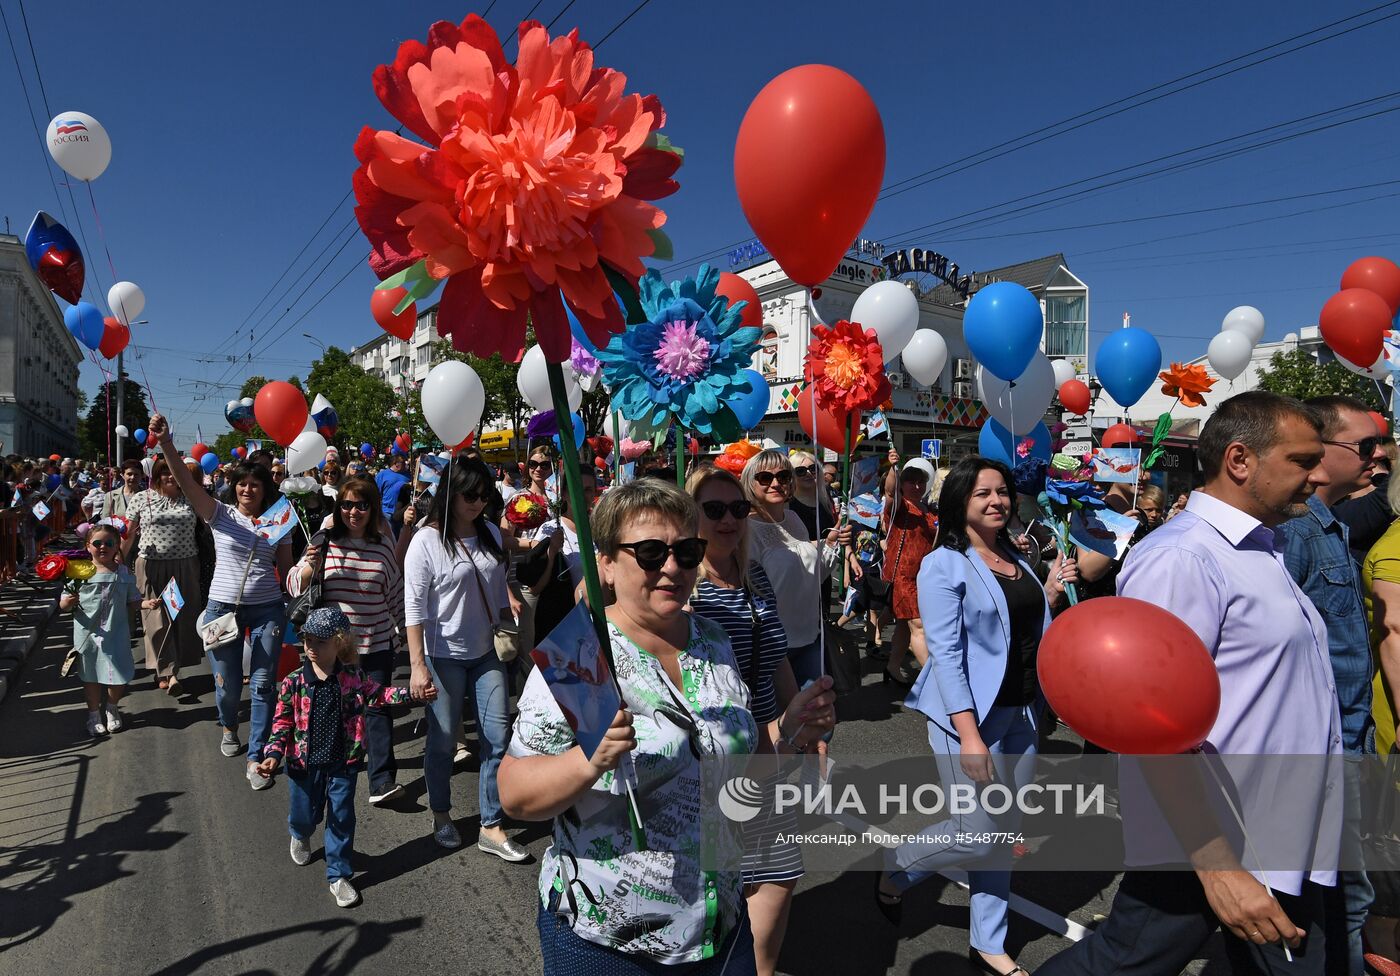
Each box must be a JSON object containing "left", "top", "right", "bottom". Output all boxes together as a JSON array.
[{"left": 691, "top": 563, "right": 788, "bottom": 724}]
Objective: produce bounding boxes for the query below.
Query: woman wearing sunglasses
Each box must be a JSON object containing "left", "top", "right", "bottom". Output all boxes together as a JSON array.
[
  {"left": 404, "top": 459, "right": 527, "bottom": 861},
  {"left": 288, "top": 477, "right": 409, "bottom": 806},
  {"left": 686, "top": 467, "right": 805, "bottom": 976},
  {"left": 742, "top": 450, "right": 849, "bottom": 688},
  {"left": 519, "top": 467, "right": 597, "bottom": 656},
  {"left": 500, "top": 479, "right": 836, "bottom": 973},
  {"left": 881, "top": 454, "right": 941, "bottom": 686}
]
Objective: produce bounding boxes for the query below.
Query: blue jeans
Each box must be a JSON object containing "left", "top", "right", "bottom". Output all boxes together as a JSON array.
[
  {"left": 424, "top": 654, "right": 510, "bottom": 824},
  {"left": 203, "top": 598, "right": 286, "bottom": 762},
  {"left": 887, "top": 706, "right": 1039, "bottom": 956},
  {"left": 359, "top": 650, "right": 399, "bottom": 792},
  {"left": 1331, "top": 757, "right": 1373, "bottom": 976},
  {"left": 288, "top": 763, "right": 357, "bottom": 881}
]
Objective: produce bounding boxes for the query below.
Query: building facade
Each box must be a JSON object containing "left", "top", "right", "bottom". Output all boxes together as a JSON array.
[
  {"left": 0, "top": 234, "right": 83, "bottom": 456},
  {"left": 349, "top": 305, "right": 442, "bottom": 389}
]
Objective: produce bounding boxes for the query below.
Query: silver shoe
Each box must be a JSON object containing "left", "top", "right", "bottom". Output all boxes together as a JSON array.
[
  {"left": 220, "top": 731, "right": 241, "bottom": 757},
  {"left": 248, "top": 763, "right": 273, "bottom": 791},
  {"left": 329, "top": 878, "right": 360, "bottom": 908},
  {"left": 477, "top": 833, "right": 530, "bottom": 863},
  {"left": 290, "top": 835, "right": 312, "bottom": 866}
]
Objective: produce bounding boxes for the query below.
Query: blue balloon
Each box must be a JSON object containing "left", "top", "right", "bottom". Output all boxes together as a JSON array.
[
  {"left": 1096, "top": 327, "right": 1162, "bottom": 408},
  {"left": 963, "top": 282, "right": 1043, "bottom": 382},
  {"left": 63, "top": 301, "right": 105, "bottom": 350},
  {"left": 553, "top": 412, "right": 586, "bottom": 452},
  {"left": 728, "top": 369, "right": 770, "bottom": 430},
  {"left": 200, "top": 453, "right": 219, "bottom": 474},
  {"left": 979, "top": 418, "right": 1051, "bottom": 468},
  {"left": 133, "top": 428, "right": 147, "bottom": 445}
]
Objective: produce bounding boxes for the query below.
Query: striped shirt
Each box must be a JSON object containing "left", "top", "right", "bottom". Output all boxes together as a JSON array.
[
  {"left": 691, "top": 563, "right": 788, "bottom": 723},
  {"left": 289, "top": 534, "right": 404, "bottom": 658},
  {"left": 207, "top": 502, "right": 289, "bottom": 606}
]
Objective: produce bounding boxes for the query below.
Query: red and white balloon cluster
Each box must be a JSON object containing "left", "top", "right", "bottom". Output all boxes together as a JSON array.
[{"left": 1320, "top": 257, "right": 1400, "bottom": 378}]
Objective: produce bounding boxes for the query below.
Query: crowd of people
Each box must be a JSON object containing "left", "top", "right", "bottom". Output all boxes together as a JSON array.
[{"left": 4, "top": 387, "right": 1399, "bottom": 975}]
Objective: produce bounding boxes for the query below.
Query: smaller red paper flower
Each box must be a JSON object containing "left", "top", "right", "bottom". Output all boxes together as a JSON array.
[
  {"left": 505, "top": 492, "right": 550, "bottom": 532},
  {"left": 804, "top": 320, "right": 891, "bottom": 416},
  {"left": 1158, "top": 362, "right": 1216, "bottom": 408},
  {"left": 35, "top": 554, "right": 67, "bottom": 581}
]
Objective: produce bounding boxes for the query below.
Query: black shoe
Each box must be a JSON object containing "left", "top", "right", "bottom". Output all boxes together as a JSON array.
[
  {"left": 882, "top": 666, "right": 913, "bottom": 687},
  {"left": 968, "top": 948, "right": 1027, "bottom": 976},
  {"left": 873, "top": 873, "right": 902, "bottom": 926}
]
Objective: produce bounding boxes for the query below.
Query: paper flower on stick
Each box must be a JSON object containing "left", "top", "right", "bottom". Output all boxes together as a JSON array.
[
  {"left": 715, "top": 439, "right": 762, "bottom": 475},
  {"left": 804, "top": 320, "right": 891, "bottom": 416},
  {"left": 1158, "top": 362, "right": 1216, "bottom": 409},
  {"left": 595, "top": 264, "right": 761, "bottom": 441},
  {"left": 34, "top": 554, "right": 67, "bottom": 581},
  {"left": 65, "top": 559, "right": 97, "bottom": 581},
  {"left": 505, "top": 492, "right": 550, "bottom": 532},
  {"left": 353, "top": 15, "right": 683, "bottom": 363}
]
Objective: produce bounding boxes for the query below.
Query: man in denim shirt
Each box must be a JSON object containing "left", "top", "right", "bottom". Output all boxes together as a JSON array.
[{"left": 1279, "top": 394, "right": 1387, "bottom": 976}]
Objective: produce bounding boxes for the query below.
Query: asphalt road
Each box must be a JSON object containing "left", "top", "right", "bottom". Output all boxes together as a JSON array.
[{"left": 0, "top": 608, "right": 1228, "bottom": 975}]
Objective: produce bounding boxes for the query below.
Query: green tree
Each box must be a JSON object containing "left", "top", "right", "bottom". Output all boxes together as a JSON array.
[
  {"left": 83, "top": 381, "right": 150, "bottom": 463},
  {"left": 1254, "top": 349, "right": 1384, "bottom": 411},
  {"left": 210, "top": 374, "right": 308, "bottom": 461}
]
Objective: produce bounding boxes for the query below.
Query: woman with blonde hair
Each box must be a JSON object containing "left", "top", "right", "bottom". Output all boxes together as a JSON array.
[
  {"left": 742, "top": 449, "right": 849, "bottom": 687},
  {"left": 687, "top": 466, "right": 803, "bottom": 976}
]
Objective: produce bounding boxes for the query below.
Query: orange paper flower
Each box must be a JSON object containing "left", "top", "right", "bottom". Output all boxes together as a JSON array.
[
  {"left": 804, "top": 320, "right": 892, "bottom": 416},
  {"left": 715, "top": 439, "right": 761, "bottom": 475},
  {"left": 1158, "top": 362, "right": 1216, "bottom": 408},
  {"left": 353, "top": 16, "right": 681, "bottom": 362}
]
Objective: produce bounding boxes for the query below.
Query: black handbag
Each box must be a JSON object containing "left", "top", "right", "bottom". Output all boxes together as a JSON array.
[{"left": 287, "top": 531, "right": 328, "bottom": 628}]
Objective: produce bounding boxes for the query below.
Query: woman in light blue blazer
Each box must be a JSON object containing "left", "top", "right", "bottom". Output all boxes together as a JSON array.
[{"left": 875, "top": 457, "right": 1077, "bottom": 976}]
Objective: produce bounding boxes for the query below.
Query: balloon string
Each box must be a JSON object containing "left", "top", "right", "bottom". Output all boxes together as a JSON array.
[
  {"left": 135, "top": 354, "right": 159, "bottom": 415},
  {"left": 84, "top": 182, "right": 121, "bottom": 289},
  {"left": 806, "top": 287, "right": 826, "bottom": 681},
  {"left": 89, "top": 348, "right": 112, "bottom": 463}
]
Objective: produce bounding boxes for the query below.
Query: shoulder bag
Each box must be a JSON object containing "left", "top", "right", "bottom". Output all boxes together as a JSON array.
[
  {"left": 198, "top": 542, "right": 257, "bottom": 652},
  {"left": 465, "top": 542, "right": 519, "bottom": 662},
  {"left": 287, "top": 530, "right": 329, "bottom": 628}
]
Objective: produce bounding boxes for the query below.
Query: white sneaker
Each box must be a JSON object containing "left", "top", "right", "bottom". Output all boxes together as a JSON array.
[
  {"left": 247, "top": 763, "right": 273, "bottom": 791},
  {"left": 104, "top": 704, "right": 123, "bottom": 733},
  {"left": 289, "top": 835, "right": 312, "bottom": 866},
  {"left": 454, "top": 745, "right": 471, "bottom": 763},
  {"left": 85, "top": 712, "right": 106, "bottom": 737},
  {"left": 329, "top": 878, "right": 360, "bottom": 908},
  {"left": 368, "top": 782, "right": 403, "bottom": 806}
]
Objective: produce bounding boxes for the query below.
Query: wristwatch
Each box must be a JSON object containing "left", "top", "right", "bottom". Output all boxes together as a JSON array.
[{"left": 779, "top": 727, "right": 807, "bottom": 754}]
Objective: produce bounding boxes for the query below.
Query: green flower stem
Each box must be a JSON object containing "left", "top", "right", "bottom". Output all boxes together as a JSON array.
[
  {"left": 1038, "top": 500, "right": 1080, "bottom": 606},
  {"left": 545, "top": 359, "right": 645, "bottom": 847},
  {"left": 675, "top": 426, "right": 686, "bottom": 487},
  {"left": 612, "top": 411, "right": 622, "bottom": 485},
  {"left": 839, "top": 421, "right": 853, "bottom": 587}
]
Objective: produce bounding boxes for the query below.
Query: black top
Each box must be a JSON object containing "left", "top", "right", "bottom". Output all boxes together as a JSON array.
[
  {"left": 993, "top": 568, "right": 1044, "bottom": 706},
  {"left": 790, "top": 496, "right": 835, "bottom": 542},
  {"left": 304, "top": 664, "right": 345, "bottom": 767},
  {"left": 1333, "top": 474, "right": 1392, "bottom": 564}
]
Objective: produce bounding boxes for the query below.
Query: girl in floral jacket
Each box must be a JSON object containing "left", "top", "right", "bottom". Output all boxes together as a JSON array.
[{"left": 257, "top": 607, "right": 435, "bottom": 907}]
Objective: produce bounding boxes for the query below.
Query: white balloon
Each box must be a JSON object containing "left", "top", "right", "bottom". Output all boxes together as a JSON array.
[
  {"left": 240, "top": 397, "right": 254, "bottom": 407},
  {"left": 107, "top": 282, "right": 144, "bottom": 326},
  {"left": 114, "top": 424, "right": 129, "bottom": 438},
  {"left": 517, "top": 345, "right": 581, "bottom": 412},
  {"left": 1207, "top": 330, "right": 1253, "bottom": 380},
  {"left": 302, "top": 413, "right": 317, "bottom": 434},
  {"left": 286, "top": 431, "right": 328, "bottom": 475},
  {"left": 578, "top": 369, "right": 603, "bottom": 394},
  {"left": 900, "top": 330, "right": 948, "bottom": 387},
  {"left": 46, "top": 112, "right": 112, "bottom": 182},
  {"left": 1051, "top": 358, "right": 1077, "bottom": 387},
  {"left": 1339, "top": 349, "right": 1390, "bottom": 381},
  {"left": 421, "top": 360, "right": 486, "bottom": 446},
  {"left": 851, "top": 280, "right": 920, "bottom": 364},
  {"left": 1221, "top": 306, "right": 1265, "bottom": 345},
  {"left": 977, "top": 353, "right": 1056, "bottom": 435},
  {"left": 310, "top": 394, "right": 333, "bottom": 415}
]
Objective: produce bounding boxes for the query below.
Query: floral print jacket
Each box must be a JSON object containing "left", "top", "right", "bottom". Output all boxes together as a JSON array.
[{"left": 264, "top": 664, "right": 412, "bottom": 773}]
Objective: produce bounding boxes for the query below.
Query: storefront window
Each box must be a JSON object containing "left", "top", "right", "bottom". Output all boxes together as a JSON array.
[
  {"left": 759, "top": 327, "right": 779, "bottom": 380},
  {"left": 1044, "top": 294, "right": 1087, "bottom": 357}
]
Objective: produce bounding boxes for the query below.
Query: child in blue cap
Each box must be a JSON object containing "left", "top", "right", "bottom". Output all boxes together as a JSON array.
[{"left": 258, "top": 606, "right": 435, "bottom": 907}]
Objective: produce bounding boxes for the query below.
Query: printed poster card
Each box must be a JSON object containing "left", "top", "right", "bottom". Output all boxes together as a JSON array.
[
  {"left": 530, "top": 602, "right": 621, "bottom": 761},
  {"left": 1068, "top": 506, "right": 1140, "bottom": 560},
  {"left": 161, "top": 577, "right": 184, "bottom": 620},
  {"left": 1091, "top": 447, "right": 1142, "bottom": 484},
  {"left": 847, "top": 492, "right": 884, "bottom": 529},
  {"left": 31, "top": 500, "right": 50, "bottom": 522},
  {"left": 253, "top": 497, "right": 297, "bottom": 545},
  {"left": 865, "top": 409, "right": 889, "bottom": 439},
  {"left": 849, "top": 455, "right": 880, "bottom": 499}
]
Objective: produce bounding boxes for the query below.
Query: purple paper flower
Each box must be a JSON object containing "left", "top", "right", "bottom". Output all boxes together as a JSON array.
[
  {"left": 526, "top": 411, "right": 561, "bottom": 439},
  {"left": 570, "top": 338, "right": 600, "bottom": 379},
  {"left": 653, "top": 320, "right": 712, "bottom": 380}
]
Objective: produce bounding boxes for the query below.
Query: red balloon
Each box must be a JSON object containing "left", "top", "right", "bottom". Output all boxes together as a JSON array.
[
  {"left": 254, "top": 381, "right": 309, "bottom": 447},
  {"left": 715, "top": 272, "right": 762, "bottom": 329},
  {"left": 1341, "top": 256, "right": 1400, "bottom": 314},
  {"left": 593, "top": 456, "right": 608, "bottom": 470},
  {"left": 97, "top": 317, "right": 130, "bottom": 358},
  {"left": 190, "top": 442, "right": 209, "bottom": 460},
  {"left": 1370, "top": 411, "right": 1390, "bottom": 436},
  {"left": 1320, "top": 288, "right": 1391, "bottom": 367},
  {"left": 1101, "top": 423, "right": 1139, "bottom": 449},
  {"left": 1059, "top": 379, "right": 1091, "bottom": 416},
  {"left": 1038, "top": 597, "right": 1221, "bottom": 754},
  {"left": 371, "top": 287, "right": 416, "bottom": 340},
  {"left": 232, "top": 447, "right": 247, "bottom": 460},
  {"left": 734, "top": 65, "right": 885, "bottom": 287},
  {"left": 797, "top": 385, "right": 861, "bottom": 454},
  {"left": 394, "top": 432, "right": 413, "bottom": 454}
]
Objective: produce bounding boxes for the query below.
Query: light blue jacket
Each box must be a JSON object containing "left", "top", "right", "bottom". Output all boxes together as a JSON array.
[{"left": 906, "top": 545, "right": 1051, "bottom": 739}]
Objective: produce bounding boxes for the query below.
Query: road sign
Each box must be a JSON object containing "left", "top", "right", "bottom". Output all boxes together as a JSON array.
[
  {"left": 922, "top": 438, "right": 942, "bottom": 460},
  {"left": 1062, "top": 440, "right": 1093, "bottom": 455}
]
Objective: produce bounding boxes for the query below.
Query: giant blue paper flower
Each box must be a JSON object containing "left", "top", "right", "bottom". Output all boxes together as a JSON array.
[
  {"left": 594, "top": 263, "right": 762, "bottom": 441},
  {"left": 1043, "top": 478, "right": 1107, "bottom": 510}
]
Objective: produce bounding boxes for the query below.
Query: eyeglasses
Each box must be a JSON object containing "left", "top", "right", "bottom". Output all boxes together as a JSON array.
[
  {"left": 1324, "top": 436, "right": 1384, "bottom": 459},
  {"left": 459, "top": 491, "right": 492, "bottom": 504},
  {"left": 615, "top": 537, "right": 708, "bottom": 571},
  {"left": 272, "top": 471, "right": 286, "bottom": 479},
  {"left": 701, "top": 499, "right": 752, "bottom": 521},
  {"left": 754, "top": 470, "right": 793, "bottom": 487},
  {"left": 794, "top": 465, "right": 816, "bottom": 478},
  {"left": 89, "top": 538, "right": 115, "bottom": 549},
  {"left": 338, "top": 500, "right": 371, "bottom": 512},
  {"left": 528, "top": 459, "right": 553, "bottom": 470}
]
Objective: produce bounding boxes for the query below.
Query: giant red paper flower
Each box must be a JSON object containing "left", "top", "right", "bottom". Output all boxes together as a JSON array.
[
  {"left": 804, "top": 320, "right": 891, "bottom": 416},
  {"left": 353, "top": 16, "right": 682, "bottom": 363}
]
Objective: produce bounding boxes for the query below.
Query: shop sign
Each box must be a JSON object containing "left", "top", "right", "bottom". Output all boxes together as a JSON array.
[{"left": 882, "top": 247, "right": 975, "bottom": 297}]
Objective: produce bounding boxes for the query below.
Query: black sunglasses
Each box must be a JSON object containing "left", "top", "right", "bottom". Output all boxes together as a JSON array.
[
  {"left": 338, "top": 500, "right": 371, "bottom": 512},
  {"left": 1324, "top": 436, "right": 1384, "bottom": 459},
  {"left": 701, "top": 499, "right": 752, "bottom": 521},
  {"left": 458, "top": 490, "right": 491, "bottom": 504},
  {"left": 528, "top": 459, "right": 553, "bottom": 470},
  {"left": 754, "top": 470, "right": 793, "bottom": 487},
  {"left": 89, "top": 538, "right": 115, "bottom": 548},
  {"left": 615, "top": 537, "right": 707, "bottom": 571},
  {"left": 793, "top": 465, "right": 816, "bottom": 478}
]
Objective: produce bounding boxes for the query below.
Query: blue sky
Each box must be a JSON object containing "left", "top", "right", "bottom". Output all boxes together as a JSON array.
[{"left": 3, "top": 0, "right": 1398, "bottom": 437}]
